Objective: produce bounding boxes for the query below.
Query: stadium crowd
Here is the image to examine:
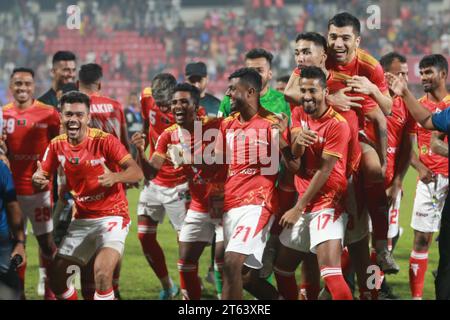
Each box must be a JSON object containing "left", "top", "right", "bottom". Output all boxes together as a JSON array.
[
  {"left": 1, "top": 0, "right": 450, "bottom": 105},
  {"left": 1, "top": 1, "right": 450, "bottom": 301}
]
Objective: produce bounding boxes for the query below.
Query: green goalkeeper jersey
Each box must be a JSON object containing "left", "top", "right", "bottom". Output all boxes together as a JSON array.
[{"left": 217, "top": 87, "right": 291, "bottom": 121}]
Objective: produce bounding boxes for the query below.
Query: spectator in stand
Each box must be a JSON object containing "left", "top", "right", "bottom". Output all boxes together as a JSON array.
[{"left": 124, "top": 91, "right": 143, "bottom": 158}]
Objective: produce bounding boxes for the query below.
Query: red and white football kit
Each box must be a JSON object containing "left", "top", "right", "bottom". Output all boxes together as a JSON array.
[
  {"left": 40, "top": 128, "right": 132, "bottom": 265},
  {"left": 218, "top": 108, "right": 279, "bottom": 269},
  {"left": 3, "top": 100, "right": 60, "bottom": 235}
]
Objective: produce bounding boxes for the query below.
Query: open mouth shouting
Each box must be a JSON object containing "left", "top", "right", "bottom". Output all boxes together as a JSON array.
[{"left": 66, "top": 122, "right": 81, "bottom": 138}]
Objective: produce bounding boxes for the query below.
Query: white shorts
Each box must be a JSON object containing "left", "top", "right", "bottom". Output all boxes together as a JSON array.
[
  {"left": 411, "top": 175, "right": 449, "bottom": 233},
  {"left": 344, "top": 177, "right": 369, "bottom": 245},
  {"left": 17, "top": 191, "right": 53, "bottom": 236},
  {"left": 58, "top": 216, "right": 130, "bottom": 266},
  {"left": 179, "top": 210, "right": 222, "bottom": 243},
  {"left": 280, "top": 208, "right": 348, "bottom": 254},
  {"left": 223, "top": 205, "right": 274, "bottom": 270},
  {"left": 388, "top": 190, "right": 402, "bottom": 238},
  {"left": 137, "top": 181, "right": 189, "bottom": 231}
]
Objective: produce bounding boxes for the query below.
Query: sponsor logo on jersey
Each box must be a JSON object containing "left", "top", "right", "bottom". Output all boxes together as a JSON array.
[
  {"left": 415, "top": 212, "right": 428, "bottom": 217},
  {"left": 12, "top": 154, "right": 40, "bottom": 161},
  {"left": 387, "top": 146, "right": 397, "bottom": 154},
  {"left": 76, "top": 192, "right": 105, "bottom": 203},
  {"left": 34, "top": 123, "right": 49, "bottom": 129},
  {"left": 90, "top": 157, "right": 106, "bottom": 166},
  {"left": 228, "top": 168, "right": 259, "bottom": 177}
]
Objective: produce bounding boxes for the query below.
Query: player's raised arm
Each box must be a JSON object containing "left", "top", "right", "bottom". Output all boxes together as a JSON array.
[
  {"left": 283, "top": 70, "right": 301, "bottom": 105},
  {"left": 431, "top": 131, "right": 449, "bottom": 157},
  {"left": 386, "top": 73, "right": 436, "bottom": 130},
  {"left": 131, "top": 131, "right": 165, "bottom": 180}
]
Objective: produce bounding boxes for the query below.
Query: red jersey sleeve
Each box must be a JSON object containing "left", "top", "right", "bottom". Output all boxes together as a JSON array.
[
  {"left": 140, "top": 88, "right": 154, "bottom": 121},
  {"left": 40, "top": 141, "right": 58, "bottom": 177},
  {"left": 323, "top": 121, "right": 350, "bottom": 159},
  {"left": 104, "top": 134, "right": 132, "bottom": 166},
  {"left": 154, "top": 130, "right": 171, "bottom": 159},
  {"left": 290, "top": 107, "right": 302, "bottom": 130}
]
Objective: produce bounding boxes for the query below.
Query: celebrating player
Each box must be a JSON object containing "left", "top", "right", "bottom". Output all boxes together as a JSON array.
[
  {"left": 2, "top": 68, "right": 61, "bottom": 299},
  {"left": 389, "top": 54, "right": 449, "bottom": 299},
  {"left": 32, "top": 91, "right": 143, "bottom": 300},
  {"left": 133, "top": 83, "right": 225, "bottom": 299},
  {"left": 325, "top": 12, "right": 398, "bottom": 273},
  {"left": 217, "top": 68, "right": 294, "bottom": 300},
  {"left": 135, "top": 74, "right": 187, "bottom": 299},
  {"left": 274, "top": 66, "right": 353, "bottom": 300},
  {"left": 78, "top": 63, "right": 129, "bottom": 149}
]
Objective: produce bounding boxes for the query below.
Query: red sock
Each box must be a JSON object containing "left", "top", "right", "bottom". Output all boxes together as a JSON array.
[
  {"left": 57, "top": 286, "right": 78, "bottom": 300},
  {"left": 274, "top": 266, "right": 298, "bottom": 300},
  {"left": 138, "top": 221, "right": 169, "bottom": 279},
  {"left": 409, "top": 250, "right": 428, "bottom": 298},
  {"left": 320, "top": 267, "right": 353, "bottom": 300},
  {"left": 364, "top": 182, "right": 388, "bottom": 241},
  {"left": 178, "top": 259, "right": 201, "bottom": 300},
  {"left": 299, "top": 282, "right": 320, "bottom": 300},
  {"left": 94, "top": 287, "right": 115, "bottom": 300}
]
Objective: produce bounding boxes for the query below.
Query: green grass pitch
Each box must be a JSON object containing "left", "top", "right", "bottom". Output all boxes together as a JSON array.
[{"left": 22, "top": 167, "right": 438, "bottom": 300}]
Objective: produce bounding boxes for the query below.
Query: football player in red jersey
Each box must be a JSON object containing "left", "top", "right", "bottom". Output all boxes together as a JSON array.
[
  {"left": 78, "top": 63, "right": 129, "bottom": 150},
  {"left": 2, "top": 68, "right": 61, "bottom": 299},
  {"left": 283, "top": 32, "right": 378, "bottom": 300},
  {"left": 274, "top": 66, "right": 353, "bottom": 300},
  {"left": 387, "top": 54, "right": 450, "bottom": 300},
  {"left": 135, "top": 74, "right": 188, "bottom": 299},
  {"left": 216, "top": 68, "right": 296, "bottom": 300},
  {"left": 325, "top": 12, "right": 398, "bottom": 274},
  {"left": 76, "top": 63, "right": 130, "bottom": 299},
  {"left": 367, "top": 52, "right": 415, "bottom": 298},
  {"left": 32, "top": 91, "right": 143, "bottom": 300},
  {"left": 391, "top": 54, "right": 449, "bottom": 299},
  {"left": 133, "top": 83, "right": 225, "bottom": 300}
]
